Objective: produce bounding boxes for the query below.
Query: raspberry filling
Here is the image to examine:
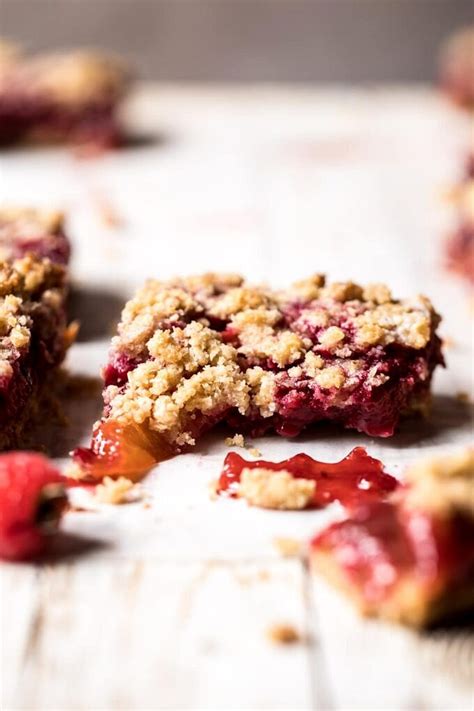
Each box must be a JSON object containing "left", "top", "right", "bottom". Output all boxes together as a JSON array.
[
  {"left": 311, "top": 501, "right": 474, "bottom": 606},
  {"left": 0, "top": 98, "right": 122, "bottom": 147},
  {"left": 217, "top": 446, "right": 399, "bottom": 508},
  {"left": 73, "top": 421, "right": 171, "bottom": 482}
]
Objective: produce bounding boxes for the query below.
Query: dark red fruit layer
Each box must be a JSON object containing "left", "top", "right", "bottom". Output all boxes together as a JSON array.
[
  {"left": 0, "top": 452, "right": 66, "bottom": 560},
  {"left": 9, "top": 229, "right": 71, "bottom": 265},
  {"left": 0, "top": 97, "right": 122, "bottom": 148},
  {"left": 218, "top": 446, "right": 399, "bottom": 508}
]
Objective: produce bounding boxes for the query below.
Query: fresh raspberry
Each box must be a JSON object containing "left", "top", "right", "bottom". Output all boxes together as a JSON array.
[{"left": 0, "top": 452, "right": 66, "bottom": 561}]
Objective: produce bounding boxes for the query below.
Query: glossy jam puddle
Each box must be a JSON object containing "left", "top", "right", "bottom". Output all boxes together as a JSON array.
[
  {"left": 73, "top": 421, "right": 171, "bottom": 482},
  {"left": 217, "top": 446, "right": 399, "bottom": 509}
]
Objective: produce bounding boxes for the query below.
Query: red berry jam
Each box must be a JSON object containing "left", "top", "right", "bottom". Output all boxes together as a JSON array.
[
  {"left": 73, "top": 420, "right": 171, "bottom": 482},
  {"left": 217, "top": 446, "right": 399, "bottom": 508}
]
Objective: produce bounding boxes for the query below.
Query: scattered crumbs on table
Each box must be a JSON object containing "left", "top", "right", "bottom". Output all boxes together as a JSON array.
[
  {"left": 266, "top": 623, "right": 301, "bottom": 645},
  {"left": 225, "top": 434, "right": 261, "bottom": 457},
  {"left": 456, "top": 390, "right": 472, "bottom": 404},
  {"left": 95, "top": 476, "right": 139, "bottom": 505},
  {"left": 273, "top": 537, "right": 303, "bottom": 558},
  {"left": 225, "top": 433, "right": 246, "bottom": 448},
  {"left": 208, "top": 479, "right": 219, "bottom": 501}
]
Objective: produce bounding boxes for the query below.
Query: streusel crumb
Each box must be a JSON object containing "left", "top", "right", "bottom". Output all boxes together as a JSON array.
[
  {"left": 266, "top": 624, "right": 301, "bottom": 644},
  {"left": 225, "top": 434, "right": 246, "bottom": 448},
  {"left": 239, "top": 468, "right": 315, "bottom": 510},
  {"left": 95, "top": 476, "right": 136, "bottom": 504},
  {"left": 273, "top": 537, "right": 302, "bottom": 557},
  {"left": 404, "top": 448, "right": 474, "bottom": 517}
]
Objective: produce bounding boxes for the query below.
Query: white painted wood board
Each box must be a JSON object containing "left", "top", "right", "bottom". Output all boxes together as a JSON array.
[{"left": 1, "top": 84, "right": 473, "bottom": 710}]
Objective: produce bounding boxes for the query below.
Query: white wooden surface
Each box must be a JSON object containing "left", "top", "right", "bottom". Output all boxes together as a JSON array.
[{"left": 1, "top": 85, "right": 473, "bottom": 711}]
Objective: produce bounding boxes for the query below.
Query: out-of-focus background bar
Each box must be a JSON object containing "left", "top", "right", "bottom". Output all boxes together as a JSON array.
[{"left": 1, "top": 0, "right": 473, "bottom": 82}]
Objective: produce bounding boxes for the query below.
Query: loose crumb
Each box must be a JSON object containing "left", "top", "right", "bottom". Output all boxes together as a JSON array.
[
  {"left": 441, "top": 336, "right": 456, "bottom": 349},
  {"left": 240, "top": 467, "right": 315, "bottom": 510},
  {"left": 266, "top": 624, "right": 301, "bottom": 645},
  {"left": 456, "top": 390, "right": 472, "bottom": 404},
  {"left": 95, "top": 476, "right": 137, "bottom": 504},
  {"left": 225, "top": 433, "right": 245, "bottom": 448},
  {"left": 247, "top": 446, "right": 261, "bottom": 457},
  {"left": 208, "top": 478, "right": 219, "bottom": 501},
  {"left": 273, "top": 537, "right": 302, "bottom": 558},
  {"left": 63, "top": 462, "right": 87, "bottom": 481},
  {"left": 93, "top": 192, "right": 124, "bottom": 229}
]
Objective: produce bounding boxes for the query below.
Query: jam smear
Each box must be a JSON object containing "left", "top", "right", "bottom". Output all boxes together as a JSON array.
[
  {"left": 218, "top": 446, "right": 399, "bottom": 508},
  {"left": 73, "top": 420, "right": 171, "bottom": 482}
]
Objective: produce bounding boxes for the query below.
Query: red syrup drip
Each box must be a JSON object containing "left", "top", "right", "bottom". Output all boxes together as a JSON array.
[
  {"left": 217, "top": 446, "right": 399, "bottom": 509},
  {"left": 72, "top": 420, "right": 171, "bottom": 482}
]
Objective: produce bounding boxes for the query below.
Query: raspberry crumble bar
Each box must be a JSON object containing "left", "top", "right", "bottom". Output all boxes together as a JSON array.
[
  {"left": 0, "top": 209, "right": 72, "bottom": 449},
  {"left": 439, "top": 26, "right": 474, "bottom": 109},
  {"left": 0, "top": 42, "right": 129, "bottom": 147},
  {"left": 447, "top": 164, "right": 474, "bottom": 285},
  {"left": 311, "top": 449, "right": 474, "bottom": 627},
  {"left": 74, "top": 273, "right": 443, "bottom": 479}
]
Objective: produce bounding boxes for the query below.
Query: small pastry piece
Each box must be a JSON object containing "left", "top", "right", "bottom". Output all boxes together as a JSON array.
[
  {"left": 439, "top": 26, "right": 474, "bottom": 109},
  {"left": 0, "top": 44, "right": 129, "bottom": 147},
  {"left": 311, "top": 449, "right": 474, "bottom": 627},
  {"left": 0, "top": 209, "right": 72, "bottom": 450},
  {"left": 73, "top": 273, "right": 443, "bottom": 480}
]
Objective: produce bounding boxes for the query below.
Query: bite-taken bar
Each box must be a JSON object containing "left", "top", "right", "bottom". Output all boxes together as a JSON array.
[
  {"left": 74, "top": 273, "right": 443, "bottom": 480},
  {"left": 311, "top": 449, "right": 474, "bottom": 628},
  {"left": 0, "top": 208, "right": 72, "bottom": 450},
  {"left": 0, "top": 40, "right": 129, "bottom": 147},
  {"left": 439, "top": 26, "right": 474, "bottom": 109}
]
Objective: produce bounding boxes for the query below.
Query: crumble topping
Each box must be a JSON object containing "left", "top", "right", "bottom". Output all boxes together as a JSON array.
[
  {"left": 404, "top": 449, "right": 474, "bottom": 517},
  {"left": 288, "top": 273, "right": 326, "bottom": 301},
  {"left": 0, "top": 257, "right": 66, "bottom": 360},
  {"left": 0, "top": 207, "right": 64, "bottom": 238},
  {"left": 4, "top": 50, "right": 129, "bottom": 106},
  {"left": 354, "top": 301, "right": 432, "bottom": 348},
  {"left": 99, "top": 272, "right": 441, "bottom": 446},
  {"left": 239, "top": 467, "right": 315, "bottom": 510}
]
